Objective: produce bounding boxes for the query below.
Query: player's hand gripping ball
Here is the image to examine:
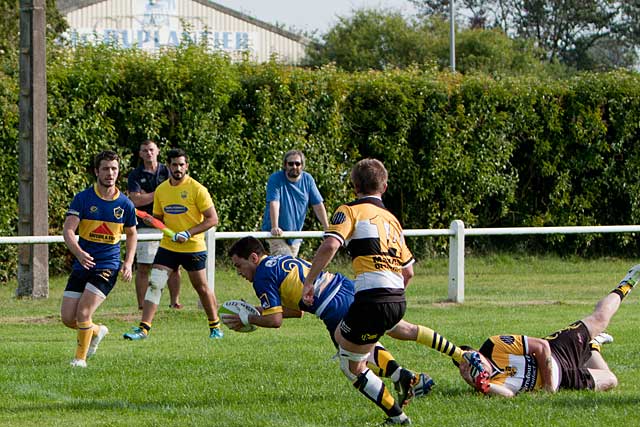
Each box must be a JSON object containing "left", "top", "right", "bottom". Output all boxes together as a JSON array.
[{"left": 219, "top": 300, "right": 260, "bottom": 333}]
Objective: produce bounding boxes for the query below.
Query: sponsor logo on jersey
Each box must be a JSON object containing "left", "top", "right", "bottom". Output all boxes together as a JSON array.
[
  {"left": 89, "top": 222, "right": 117, "bottom": 243},
  {"left": 259, "top": 292, "right": 271, "bottom": 309},
  {"left": 113, "top": 207, "right": 124, "bottom": 219},
  {"left": 265, "top": 258, "right": 277, "bottom": 268},
  {"left": 165, "top": 204, "right": 188, "bottom": 214},
  {"left": 361, "top": 333, "right": 379, "bottom": 341}
]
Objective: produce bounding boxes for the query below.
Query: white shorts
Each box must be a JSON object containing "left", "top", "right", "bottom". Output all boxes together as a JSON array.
[{"left": 136, "top": 228, "right": 161, "bottom": 264}]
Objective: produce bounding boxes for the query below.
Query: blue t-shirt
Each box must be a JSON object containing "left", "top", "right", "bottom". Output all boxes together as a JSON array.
[
  {"left": 66, "top": 185, "right": 137, "bottom": 271},
  {"left": 261, "top": 170, "right": 323, "bottom": 244}
]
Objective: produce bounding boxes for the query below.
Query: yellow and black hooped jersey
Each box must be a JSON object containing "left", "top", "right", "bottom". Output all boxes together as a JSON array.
[
  {"left": 66, "top": 184, "right": 136, "bottom": 270},
  {"left": 325, "top": 196, "right": 414, "bottom": 294},
  {"left": 479, "top": 335, "right": 551, "bottom": 395}
]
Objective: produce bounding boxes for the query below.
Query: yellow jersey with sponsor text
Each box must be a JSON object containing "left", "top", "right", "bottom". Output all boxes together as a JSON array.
[
  {"left": 325, "top": 196, "right": 414, "bottom": 293},
  {"left": 153, "top": 176, "right": 214, "bottom": 253}
]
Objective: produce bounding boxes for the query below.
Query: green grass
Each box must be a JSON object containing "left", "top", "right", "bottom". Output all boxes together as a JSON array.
[{"left": 2, "top": 255, "right": 640, "bottom": 426}]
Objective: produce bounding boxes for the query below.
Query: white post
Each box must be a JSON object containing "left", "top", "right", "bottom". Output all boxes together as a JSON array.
[
  {"left": 449, "top": 0, "right": 456, "bottom": 72},
  {"left": 206, "top": 226, "right": 216, "bottom": 292},
  {"left": 448, "top": 220, "right": 464, "bottom": 303}
]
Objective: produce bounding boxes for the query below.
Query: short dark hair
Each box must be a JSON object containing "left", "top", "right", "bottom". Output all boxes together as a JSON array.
[
  {"left": 351, "top": 158, "right": 387, "bottom": 195},
  {"left": 140, "top": 139, "right": 157, "bottom": 149},
  {"left": 167, "top": 148, "right": 187, "bottom": 164},
  {"left": 94, "top": 150, "right": 120, "bottom": 169},
  {"left": 228, "top": 236, "right": 268, "bottom": 259}
]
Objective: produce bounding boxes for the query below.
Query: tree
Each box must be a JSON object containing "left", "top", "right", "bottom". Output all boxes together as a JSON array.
[
  {"left": 305, "top": 8, "right": 435, "bottom": 72},
  {"left": 1, "top": 0, "right": 68, "bottom": 71},
  {"left": 409, "top": 0, "right": 640, "bottom": 70},
  {"left": 305, "top": 8, "right": 558, "bottom": 77}
]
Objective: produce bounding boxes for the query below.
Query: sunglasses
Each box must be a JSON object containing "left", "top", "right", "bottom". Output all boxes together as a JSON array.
[{"left": 287, "top": 161, "right": 302, "bottom": 167}]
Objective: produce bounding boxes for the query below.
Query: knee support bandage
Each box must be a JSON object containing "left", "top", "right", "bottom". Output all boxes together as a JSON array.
[
  {"left": 338, "top": 347, "right": 370, "bottom": 381},
  {"left": 145, "top": 268, "right": 169, "bottom": 305}
]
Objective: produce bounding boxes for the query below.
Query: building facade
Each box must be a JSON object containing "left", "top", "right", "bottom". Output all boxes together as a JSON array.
[{"left": 57, "top": 0, "right": 310, "bottom": 63}]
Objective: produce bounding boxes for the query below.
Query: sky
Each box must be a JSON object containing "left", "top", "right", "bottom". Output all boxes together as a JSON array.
[{"left": 212, "top": 0, "right": 418, "bottom": 35}]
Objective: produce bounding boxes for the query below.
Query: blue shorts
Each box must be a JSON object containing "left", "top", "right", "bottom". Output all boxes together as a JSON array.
[
  {"left": 154, "top": 247, "right": 207, "bottom": 272},
  {"left": 65, "top": 268, "right": 118, "bottom": 297}
]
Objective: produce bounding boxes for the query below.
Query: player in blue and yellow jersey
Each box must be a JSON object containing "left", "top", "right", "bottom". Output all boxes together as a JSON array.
[
  {"left": 61, "top": 150, "right": 137, "bottom": 368},
  {"left": 225, "top": 236, "right": 435, "bottom": 403},
  {"left": 123, "top": 148, "right": 223, "bottom": 341},
  {"left": 300, "top": 158, "right": 468, "bottom": 425},
  {"left": 456, "top": 265, "right": 640, "bottom": 397}
]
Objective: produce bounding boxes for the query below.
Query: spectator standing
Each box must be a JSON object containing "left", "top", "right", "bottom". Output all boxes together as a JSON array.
[
  {"left": 127, "top": 139, "right": 182, "bottom": 310},
  {"left": 261, "top": 149, "right": 329, "bottom": 257}
]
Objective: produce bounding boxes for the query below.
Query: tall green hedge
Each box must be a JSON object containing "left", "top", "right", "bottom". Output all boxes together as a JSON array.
[{"left": 1, "top": 44, "right": 640, "bottom": 282}]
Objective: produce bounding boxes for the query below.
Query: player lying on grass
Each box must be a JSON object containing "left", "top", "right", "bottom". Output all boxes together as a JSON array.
[
  {"left": 224, "top": 236, "right": 484, "bottom": 408},
  {"left": 456, "top": 264, "right": 640, "bottom": 397}
]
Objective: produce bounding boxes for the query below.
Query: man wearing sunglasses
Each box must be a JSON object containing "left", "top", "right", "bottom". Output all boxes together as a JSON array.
[{"left": 261, "top": 149, "right": 329, "bottom": 257}]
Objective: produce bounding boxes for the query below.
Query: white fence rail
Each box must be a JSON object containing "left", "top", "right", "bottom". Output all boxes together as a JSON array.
[{"left": 3, "top": 221, "right": 640, "bottom": 303}]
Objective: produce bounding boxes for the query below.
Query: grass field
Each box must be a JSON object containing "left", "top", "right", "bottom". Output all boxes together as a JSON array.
[{"left": 2, "top": 255, "right": 640, "bottom": 426}]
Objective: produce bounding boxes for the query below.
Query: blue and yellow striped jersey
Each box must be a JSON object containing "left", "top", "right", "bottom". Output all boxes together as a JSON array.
[
  {"left": 66, "top": 184, "right": 136, "bottom": 270},
  {"left": 253, "top": 255, "right": 352, "bottom": 320}
]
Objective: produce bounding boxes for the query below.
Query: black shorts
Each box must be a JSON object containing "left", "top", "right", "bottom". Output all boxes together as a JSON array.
[
  {"left": 339, "top": 293, "right": 406, "bottom": 345},
  {"left": 153, "top": 247, "right": 207, "bottom": 272},
  {"left": 64, "top": 268, "right": 118, "bottom": 297},
  {"left": 544, "top": 320, "right": 595, "bottom": 390}
]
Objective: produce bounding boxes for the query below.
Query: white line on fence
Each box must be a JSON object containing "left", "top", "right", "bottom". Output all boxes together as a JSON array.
[{"left": 3, "top": 222, "right": 639, "bottom": 303}]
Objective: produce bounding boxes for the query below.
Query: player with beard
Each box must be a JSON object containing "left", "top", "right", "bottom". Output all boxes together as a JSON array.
[
  {"left": 123, "top": 148, "right": 223, "bottom": 341},
  {"left": 61, "top": 150, "right": 137, "bottom": 367},
  {"left": 261, "top": 150, "right": 329, "bottom": 257}
]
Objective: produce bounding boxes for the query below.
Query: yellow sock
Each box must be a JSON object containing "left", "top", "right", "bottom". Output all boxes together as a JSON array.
[
  {"left": 75, "top": 321, "right": 94, "bottom": 360},
  {"left": 368, "top": 345, "right": 400, "bottom": 378},
  {"left": 209, "top": 318, "right": 220, "bottom": 330},
  {"left": 417, "top": 325, "right": 464, "bottom": 363}
]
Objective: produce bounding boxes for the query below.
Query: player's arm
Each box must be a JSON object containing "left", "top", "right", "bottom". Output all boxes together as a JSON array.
[
  {"left": 175, "top": 205, "right": 218, "bottom": 242},
  {"left": 312, "top": 202, "right": 329, "bottom": 230},
  {"left": 269, "top": 200, "right": 282, "bottom": 235},
  {"left": 62, "top": 215, "right": 95, "bottom": 270},
  {"left": 527, "top": 337, "right": 555, "bottom": 392},
  {"left": 128, "top": 190, "right": 154, "bottom": 207},
  {"left": 120, "top": 225, "right": 137, "bottom": 282},
  {"left": 487, "top": 383, "right": 516, "bottom": 398},
  {"left": 252, "top": 311, "right": 284, "bottom": 328},
  {"left": 402, "top": 263, "right": 414, "bottom": 288},
  {"left": 224, "top": 310, "right": 284, "bottom": 330},
  {"left": 282, "top": 306, "right": 303, "bottom": 318},
  {"left": 302, "top": 236, "right": 341, "bottom": 305}
]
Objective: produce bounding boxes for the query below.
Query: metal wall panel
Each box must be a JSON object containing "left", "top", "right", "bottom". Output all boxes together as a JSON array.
[{"left": 64, "top": 0, "right": 307, "bottom": 63}]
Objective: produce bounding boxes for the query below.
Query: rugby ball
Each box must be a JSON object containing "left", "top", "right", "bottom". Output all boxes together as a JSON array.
[{"left": 219, "top": 299, "right": 260, "bottom": 333}]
